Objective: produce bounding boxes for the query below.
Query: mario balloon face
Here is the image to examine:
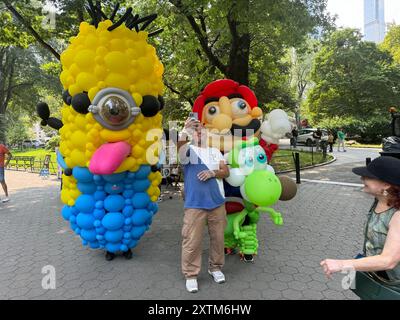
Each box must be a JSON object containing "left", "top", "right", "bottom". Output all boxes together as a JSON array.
[{"left": 193, "top": 79, "right": 263, "bottom": 152}]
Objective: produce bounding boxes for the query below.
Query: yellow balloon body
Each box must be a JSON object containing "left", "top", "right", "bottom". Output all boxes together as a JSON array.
[{"left": 58, "top": 20, "right": 164, "bottom": 206}]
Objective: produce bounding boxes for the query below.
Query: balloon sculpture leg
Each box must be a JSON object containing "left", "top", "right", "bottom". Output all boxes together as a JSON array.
[
  {"left": 224, "top": 209, "right": 259, "bottom": 257},
  {"left": 224, "top": 211, "right": 246, "bottom": 251}
]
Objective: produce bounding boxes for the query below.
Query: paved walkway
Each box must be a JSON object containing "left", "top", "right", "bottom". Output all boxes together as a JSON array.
[
  {"left": 282, "top": 145, "right": 381, "bottom": 185},
  {"left": 0, "top": 158, "right": 373, "bottom": 300}
]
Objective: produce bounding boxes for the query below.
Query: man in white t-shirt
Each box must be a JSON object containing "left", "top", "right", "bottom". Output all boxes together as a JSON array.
[{"left": 178, "top": 118, "right": 229, "bottom": 293}]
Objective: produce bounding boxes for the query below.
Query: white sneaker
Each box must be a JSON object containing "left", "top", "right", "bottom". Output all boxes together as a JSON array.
[
  {"left": 2, "top": 197, "right": 9, "bottom": 203},
  {"left": 208, "top": 270, "right": 225, "bottom": 284},
  {"left": 185, "top": 278, "right": 198, "bottom": 293}
]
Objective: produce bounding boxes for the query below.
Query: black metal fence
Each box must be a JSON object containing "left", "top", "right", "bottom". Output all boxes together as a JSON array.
[{"left": 6, "top": 156, "right": 59, "bottom": 176}]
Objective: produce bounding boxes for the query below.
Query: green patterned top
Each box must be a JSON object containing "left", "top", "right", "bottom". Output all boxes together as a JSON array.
[{"left": 364, "top": 200, "right": 400, "bottom": 283}]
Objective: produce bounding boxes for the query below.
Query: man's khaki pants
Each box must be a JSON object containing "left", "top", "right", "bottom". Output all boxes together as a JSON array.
[{"left": 181, "top": 205, "right": 227, "bottom": 279}]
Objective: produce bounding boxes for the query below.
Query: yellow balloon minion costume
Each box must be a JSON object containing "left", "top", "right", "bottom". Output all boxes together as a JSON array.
[{"left": 37, "top": 1, "right": 164, "bottom": 261}]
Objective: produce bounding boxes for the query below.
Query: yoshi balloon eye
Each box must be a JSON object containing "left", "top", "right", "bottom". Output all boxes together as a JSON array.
[
  {"left": 245, "top": 157, "right": 254, "bottom": 167},
  {"left": 257, "top": 153, "right": 267, "bottom": 163}
]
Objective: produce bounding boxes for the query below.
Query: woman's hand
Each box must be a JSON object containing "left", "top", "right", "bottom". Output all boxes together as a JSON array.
[
  {"left": 320, "top": 259, "right": 345, "bottom": 279},
  {"left": 197, "top": 170, "right": 215, "bottom": 181}
]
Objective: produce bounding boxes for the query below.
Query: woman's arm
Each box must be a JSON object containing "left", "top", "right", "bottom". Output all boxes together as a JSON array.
[{"left": 321, "top": 211, "right": 400, "bottom": 278}]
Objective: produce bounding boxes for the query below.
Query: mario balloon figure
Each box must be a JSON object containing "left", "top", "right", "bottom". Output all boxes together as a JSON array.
[{"left": 192, "top": 79, "right": 296, "bottom": 262}]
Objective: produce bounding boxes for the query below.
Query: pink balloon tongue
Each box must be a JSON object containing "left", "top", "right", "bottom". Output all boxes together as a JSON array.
[{"left": 89, "top": 141, "right": 131, "bottom": 175}]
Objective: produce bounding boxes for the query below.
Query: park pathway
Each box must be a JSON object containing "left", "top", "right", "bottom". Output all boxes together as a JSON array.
[
  {"left": 285, "top": 147, "right": 381, "bottom": 185},
  {"left": 0, "top": 148, "right": 379, "bottom": 300}
]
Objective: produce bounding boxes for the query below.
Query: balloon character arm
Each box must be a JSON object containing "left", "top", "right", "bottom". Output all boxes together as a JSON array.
[
  {"left": 56, "top": 150, "right": 67, "bottom": 170},
  {"left": 259, "top": 139, "right": 279, "bottom": 161},
  {"left": 56, "top": 150, "right": 73, "bottom": 176},
  {"left": 260, "top": 109, "right": 291, "bottom": 147},
  {"left": 255, "top": 207, "right": 283, "bottom": 226},
  {"left": 225, "top": 167, "right": 246, "bottom": 187},
  {"left": 36, "top": 102, "right": 63, "bottom": 130},
  {"left": 233, "top": 209, "right": 248, "bottom": 239}
]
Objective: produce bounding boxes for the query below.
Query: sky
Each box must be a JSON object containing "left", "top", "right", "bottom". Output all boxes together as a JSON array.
[{"left": 327, "top": 0, "right": 400, "bottom": 33}]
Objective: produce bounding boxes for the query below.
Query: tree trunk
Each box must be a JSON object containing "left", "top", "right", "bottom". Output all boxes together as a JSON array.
[
  {"left": 226, "top": 32, "right": 250, "bottom": 85},
  {"left": 226, "top": 0, "right": 250, "bottom": 85},
  {"left": 0, "top": 48, "right": 16, "bottom": 115}
]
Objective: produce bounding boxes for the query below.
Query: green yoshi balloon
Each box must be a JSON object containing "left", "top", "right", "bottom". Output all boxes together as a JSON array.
[{"left": 224, "top": 137, "right": 286, "bottom": 258}]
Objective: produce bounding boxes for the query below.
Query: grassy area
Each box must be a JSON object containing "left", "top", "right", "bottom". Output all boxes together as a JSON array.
[
  {"left": 271, "top": 149, "right": 334, "bottom": 172},
  {"left": 8, "top": 148, "right": 58, "bottom": 174},
  {"left": 11, "top": 148, "right": 56, "bottom": 161}
]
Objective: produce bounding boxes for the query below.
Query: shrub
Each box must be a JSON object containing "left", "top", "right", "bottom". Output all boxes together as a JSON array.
[
  {"left": 46, "top": 135, "right": 60, "bottom": 151},
  {"left": 315, "top": 116, "right": 392, "bottom": 143}
]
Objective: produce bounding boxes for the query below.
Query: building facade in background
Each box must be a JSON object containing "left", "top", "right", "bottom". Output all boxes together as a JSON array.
[{"left": 364, "top": 0, "right": 386, "bottom": 43}]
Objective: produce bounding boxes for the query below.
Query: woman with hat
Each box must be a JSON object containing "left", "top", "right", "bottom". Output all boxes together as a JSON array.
[{"left": 320, "top": 156, "right": 400, "bottom": 290}]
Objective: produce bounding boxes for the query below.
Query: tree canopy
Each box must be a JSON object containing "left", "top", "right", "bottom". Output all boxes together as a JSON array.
[
  {"left": 306, "top": 28, "right": 400, "bottom": 122},
  {"left": 381, "top": 24, "right": 400, "bottom": 65},
  {"left": 3, "top": 1, "right": 400, "bottom": 144},
  {"left": 1, "top": 0, "right": 333, "bottom": 126}
]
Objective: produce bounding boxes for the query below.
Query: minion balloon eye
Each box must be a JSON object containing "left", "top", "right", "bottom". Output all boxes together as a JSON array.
[{"left": 88, "top": 87, "right": 141, "bottom": 130}]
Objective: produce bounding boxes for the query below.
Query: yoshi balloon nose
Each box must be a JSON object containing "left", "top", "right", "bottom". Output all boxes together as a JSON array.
[
  {"left": 244, "top": 170, "right": 282, "bottom": 206},
  {"left": 211, "top": 114, "right": 233, "bottom": 132}
]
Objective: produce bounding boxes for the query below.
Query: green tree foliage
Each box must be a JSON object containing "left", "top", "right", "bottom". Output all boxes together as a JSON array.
[
  {"left": 137, "top": 0, "right": 333, "bottom": 120},
  {"left": 45, "top": 134, "right": 60, "bottom": 150},
  {"left": 381, "top": 24, "right": 400, "bottom": 65},
  {"left": 0, "top": 1, "right": 62, "bottom": 141},
  {"left": 1, "top": 0, "right": 333, "bottom": 127},
  {"left": 307, "top": 29, "right": 400, "bottom": 122},
  {"left": 316, "top": 115, "right": 392, "bottom": 143},
  {"left": 5, "top": 115, "right": 30, "bottom": 146}
]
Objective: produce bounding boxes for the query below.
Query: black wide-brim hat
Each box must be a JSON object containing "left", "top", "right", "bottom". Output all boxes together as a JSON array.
[{"left": 352, "top": 156, "right": 400, "bottom": 186}]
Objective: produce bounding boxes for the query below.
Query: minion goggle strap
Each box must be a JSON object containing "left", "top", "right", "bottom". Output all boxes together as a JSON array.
[{"left": 88, "top": 87, "right": 141, "bottom": 130}]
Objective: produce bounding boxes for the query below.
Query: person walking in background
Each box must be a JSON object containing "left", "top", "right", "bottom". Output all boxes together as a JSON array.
[
  {"left": 313, "top": 127, "right": 322, "bottom": 151},
  {"left": 0, "top": 142, "right": 11, "bottom": 203},
  {"left": 337, "top": 128, "right": 347, "bottom": 152},
  {"left": 290, "top": 125, "right": 298, "bottom": 149},
  {"left": 327, "top": 131, "right": 334, "bottom": 153}
]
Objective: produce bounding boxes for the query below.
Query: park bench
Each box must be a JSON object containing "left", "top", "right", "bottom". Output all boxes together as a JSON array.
[{"left": 7, "top": 155, "right": 36, "bottom": 172}]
